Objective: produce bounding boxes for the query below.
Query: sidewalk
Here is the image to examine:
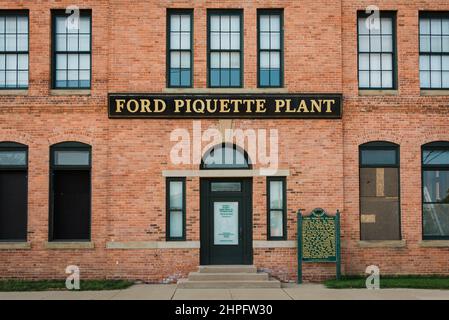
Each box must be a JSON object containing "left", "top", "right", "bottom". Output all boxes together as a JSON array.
[{"left": 1, "top": 283, "right": 449, "bottom": 300}]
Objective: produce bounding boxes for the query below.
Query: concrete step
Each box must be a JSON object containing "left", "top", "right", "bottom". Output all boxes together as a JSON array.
[
  {"left": 198, "top": 265, "right": 257, "bottom": 274},
  {"left": 177, "top": 279, "right": 281, "bottom": 289},
  {"left": 188, "top": 272, "right": 269, "bottom": 281}
]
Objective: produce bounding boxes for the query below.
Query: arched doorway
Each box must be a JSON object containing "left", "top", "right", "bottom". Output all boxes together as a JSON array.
[{"left": 200, "top": 143, "right": 253, "bottom": 265}]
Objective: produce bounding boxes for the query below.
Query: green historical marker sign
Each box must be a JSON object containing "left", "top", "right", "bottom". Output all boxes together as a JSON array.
[{"left": 297, "top": 208, "right": 341, "bottom": 284}]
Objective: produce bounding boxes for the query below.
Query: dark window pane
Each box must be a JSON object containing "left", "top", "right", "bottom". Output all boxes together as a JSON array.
[
  {"left": 260, "top": 69, "right": 269, "bottom": 86},
  {"left": 180, "top": 69, "right": 190, "bottom": 86},
  {"left": 423, "top": 150, "right": 449, "bottom": 165},
  {"left": 169, "top": 211, "right": 183, "bottom": 237},
  {"left": 230, "top": 69, "right": 240, "bottom": 86},
  {"left": 210, "top": 69, "right": 220, "bottom": 86},
  {"left": 53, "top": 170, "right": 90, "bottom": 240},
  {"left": 361, "top": 149, "right": 397, "bottom": 166},
  {"left": 202, "top": 145, "right": 249, "bottom": 169},
  {"left": 0, "top": 171, "right": 27, "bottom": 240},
  {"left": 169, "top": 181, "right": 183, "bottom": 210},
  {"left": 220, "top": 69, "right": 230, "bottom": 86},
  {"left": 270, "top": 211, "right": 283, "bottom": 238},
  {"left": 423, "top": 170, "right": 449, "bottom": 203},
  {"left": 170, "top": 69, "right": 180, "bottom": 86},
  {"left": 54, "top": 150, "right": 90, "bottom": 166},
  {"left": 270, "top": 69, "right": 280, "bottom": 86},
  {"left": 423, "top": 204, "right": 449, "bottom": 237},
  {"left": 211, "top": 182, "right": 241, "bottom": 192}
]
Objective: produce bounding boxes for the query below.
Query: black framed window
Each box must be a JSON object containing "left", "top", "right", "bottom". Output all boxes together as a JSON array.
[
  {"left": 201, "top": 143, "right": 251, "bottom": 170},
  {"left": 267, "top": 177, "right": 286, "bottom": 240},
  {"left": 208, "top": 10, "right": 242, "bottom": 88},
  {"left": 0, "top": 11, "right": 29, "bottom": 89},
  {"left": 52, "top": 10, "right": 91, "bottom": 89},
  {"left": 258, "top": 10, "right": 283, "bottom": 87},
  {"left": 357, "top": 11, "right": 396, "bottom": 89},
  {"left": 166, "top": 178, "right": 186, "bottom": 241},
  {"left": 419, "top": 12, "right": 449, "bottom": 89},
  {"left": 359, "top": 142, "right": 401, "bottom": 240},
  {"left": 0, "top": 142, "right": 28, "bottom": 241},
  {"left": 422, "top": 142, "right": 449, "bottom": 239},
  {"left": 167, "top": 10, "right": 193, "bottom": 88},
  {"left": 49, "top": 142, "right": 91, "bottom": 241}
]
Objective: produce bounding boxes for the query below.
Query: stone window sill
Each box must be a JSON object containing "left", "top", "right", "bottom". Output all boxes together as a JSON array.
[
  {"left": 163, "top": 88, "right": 289, "bottom": 94},
  {"left": 45, "top": 242, "right": 95, "bottom": 250},
  {"left": 0, "top": 89, "right": 28, "bottom": 96},
  {"left": 358, "top": 89, "right": 398, "bottom": 96},
  {"left": 50, "top": 89, "right": 91, "bottom": 96},
  {"left": 419, "top": 240, "right": 449, "bottom": 248},
  {"left": 358, "top": 240, "right": 406, "bottom": 248},
  {"left": 0, "top": 90, "right": 28, "bottom": 96},
  {"left": 420, "top": 90, "right": 449, "bottom": 96},
  {"left": 253, "top": 240, "right": 296, "bottom": 248},
  {"left": 0, "top": 242, "right": 31, "bottom": 250}
]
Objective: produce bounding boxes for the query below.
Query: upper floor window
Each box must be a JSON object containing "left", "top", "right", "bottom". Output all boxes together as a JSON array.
[
  {"left": 419, "top": 12, "right": 449, "bottom": 89},
  {"left": 52, "top": 10, "right": 91, "bottom": 89},
  {"left": 357, "top": 11, "right": 396, "bottom": 89},
  {"left": 359, "top": 142, "right": 401, "bottom": 240},
  {"left": 0, "top": 11, "right": 28, "bottom": 89},
  {"left": 258, "top": 10, "right": 283, "bottom": 87},
  {"left": 208, "top": 10, "right": 242, "bottom": 88},
  {"left": 167, "top": 10, "right": 193, "bottom": 88},
  {"left": 422, "top": 142, "right": 449, "bottom": 239}
]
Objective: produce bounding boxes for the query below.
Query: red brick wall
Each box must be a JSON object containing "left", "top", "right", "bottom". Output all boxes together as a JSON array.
[{"left": 0, "top": 0, "right": 447, "bottom": 283}]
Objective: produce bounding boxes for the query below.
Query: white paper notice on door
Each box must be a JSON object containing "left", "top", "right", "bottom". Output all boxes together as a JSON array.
[{"left": 214, "top": 202, "right": 238, "bottom": 245}]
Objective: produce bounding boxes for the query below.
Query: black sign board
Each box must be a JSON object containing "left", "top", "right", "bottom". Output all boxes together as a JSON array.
[{"left": 108, "top": 93, "right": 342, "bottom": 119}]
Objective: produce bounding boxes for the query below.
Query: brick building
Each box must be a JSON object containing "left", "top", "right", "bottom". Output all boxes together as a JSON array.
[{"left": 0, "top": 0, "right": 448, "bottom": 283}]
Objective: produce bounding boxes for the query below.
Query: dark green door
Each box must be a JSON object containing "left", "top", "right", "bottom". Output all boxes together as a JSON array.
[{"left": 200, "top": 178, "right": 252, "bottom": 265}]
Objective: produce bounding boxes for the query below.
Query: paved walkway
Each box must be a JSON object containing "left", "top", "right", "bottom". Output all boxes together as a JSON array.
[{"left": 1, "top": 284, "right": 449, "bottom": 300}]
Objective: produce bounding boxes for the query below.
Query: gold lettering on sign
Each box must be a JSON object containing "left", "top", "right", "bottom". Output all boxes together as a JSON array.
[
  {"left": 127, "top": 99, "right": 139, "bottom": 113},
  {"left": 275, "top": 99, "right": 286, "bottom": 113},
  {"left": 324, "top": 99, "right": 336, "bottom": 113},
  {"left": 297, "top": 100, "right": 309, "bottom": 113},
  {"left": 174, "top": 99, "right": 184, "bottom": 113},
  {"left": 140, "top": 99, "right": 152, "bottom": 113},
  {"left": 310, "top": 100, "right": 322, "bottom": 113},
  {"left": 255, "top": 99, "right": 267, "bottom": 113},
  {"left": 115, "top": 99, "right": 126, "bottom": 113},
  {"left": 154, "top": 99, "right": 166, "bottom": 113}
]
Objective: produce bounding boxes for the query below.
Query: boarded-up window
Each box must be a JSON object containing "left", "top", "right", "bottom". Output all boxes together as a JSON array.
[{"left": 360, "top": 143, "right": 400, "bottom": 240}]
